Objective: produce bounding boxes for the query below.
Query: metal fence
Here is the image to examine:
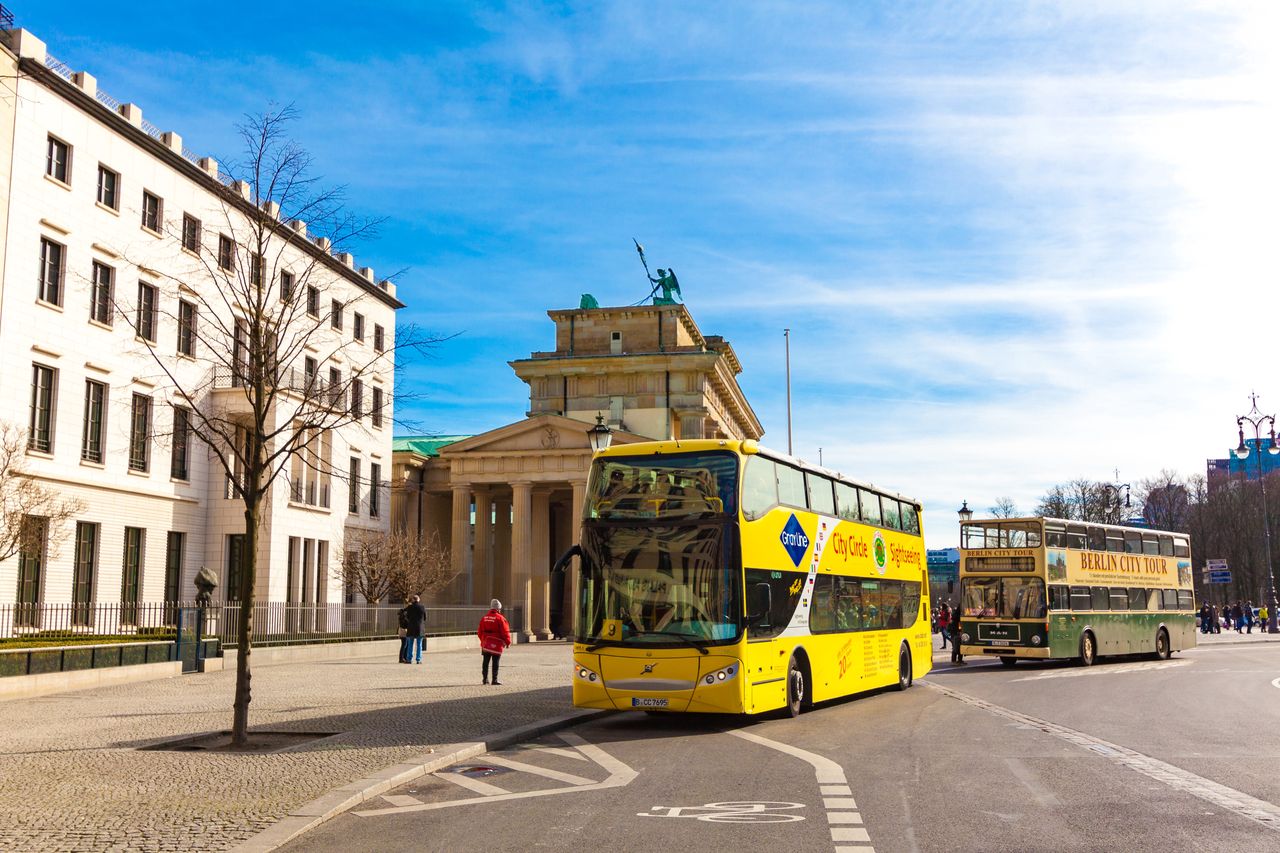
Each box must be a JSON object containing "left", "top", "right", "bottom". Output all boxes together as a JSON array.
[{"left": 0, "top": 601, "right": 518, "bottom": 649}]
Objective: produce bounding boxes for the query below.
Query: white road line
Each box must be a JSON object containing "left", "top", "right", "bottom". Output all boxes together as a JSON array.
[
  {"left": 1012, "top": 660, "right": 1189, "bottom": 681},
  {"left": 380, "top": 795, "right": 420, "bottom": 807},
  {"left": 481, "top": 754, "right": 596, "bottom": 786},
  {"left": 435, "top": 771, "right": 509, "bottom": 797},
  {"left": 352, "top": 731, "right": 637, "bottom": 817},
  {"left": 929, "top": 681, "right": 1280, "bottom": 832},
  {"left": 523, "top": 745, "right": 590, "bottom": 761},
  {"left": 725, "top": 728, "right": 873, "bottom": 852},
  {"left": 1004, "top": 758, "right": 1063, "bottom": 808},
  {"left": 1272, "top": 677, "right": 1280, "bottom": 690}
]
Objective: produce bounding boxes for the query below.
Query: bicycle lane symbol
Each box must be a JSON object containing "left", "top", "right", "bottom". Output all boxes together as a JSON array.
[{"left": 639, "top": 801, "right": 806, "bottom": 823}]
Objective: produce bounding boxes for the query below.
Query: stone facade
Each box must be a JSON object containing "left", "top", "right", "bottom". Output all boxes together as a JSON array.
[
  {"left": 393, "top": 301, "right": 761, "bottom": 639},
  {"left": 0, "top": 29, "right": 401, "bottom": 615}
]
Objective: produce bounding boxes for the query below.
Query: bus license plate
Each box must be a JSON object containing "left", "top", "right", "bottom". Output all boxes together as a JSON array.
[
  {"left": 988, "top": 640, "right": 1010, "bottom": 645},
  {"left": 632, "top": 698, "right": 668, "bottom": 708}
]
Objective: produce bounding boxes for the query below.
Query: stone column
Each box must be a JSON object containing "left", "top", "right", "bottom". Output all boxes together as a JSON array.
[
  {"left": 569, "top": 479, "right": 587, "bottom": 638},
  {"left": 450, "top": 484, "right": 472, "bottom": 604},
  {"left": 510, "top": 481, "right": 533, "bottom": 639},
  {"left": 531, "top": 488, "right": 552, "bottom": 639},
  {"left": 473, "top": 489, "right": 493, "bottom": 605},
  {"left": 493, "top": 495, "right": 512, "bottom": 605}
]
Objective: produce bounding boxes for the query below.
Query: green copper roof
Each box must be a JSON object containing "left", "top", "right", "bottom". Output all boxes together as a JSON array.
[{"left": 392, "top": 435, "right": 471, "bottom": 458}]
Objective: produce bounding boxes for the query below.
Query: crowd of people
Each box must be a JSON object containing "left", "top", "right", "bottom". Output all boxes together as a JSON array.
[
  {"left": 1197, "top": 601, "right": 1268, "bottom": 634},
  {"left": 396, "top": 595, "right": 513, "bottom": 684},
  {"left": 932, "top": 601, "right": 965, "bottom": 665}
]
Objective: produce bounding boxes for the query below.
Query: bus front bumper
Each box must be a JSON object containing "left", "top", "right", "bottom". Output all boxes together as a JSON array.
[
  {"left": 960, "top": 645, "right": 1051, "bottom": 659},
  {"left": 572, "top": 651, "right": 745, "bottom": 713}
]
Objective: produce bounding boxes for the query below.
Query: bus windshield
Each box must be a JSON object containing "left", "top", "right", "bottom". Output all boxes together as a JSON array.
[
  {"left": 587, "top": 452, "right": 738, "bottom": 520},
  {"left": 961, "top": 576, "right": 1047, "bottom": 619},
  {"left": 578, "top": 522, "right": 741, "bottom": 647},
  {"left": 961, "top": 521, "right": 1042, "bottom": 549}
]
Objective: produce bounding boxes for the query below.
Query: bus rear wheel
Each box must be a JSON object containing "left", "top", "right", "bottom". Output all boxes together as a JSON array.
[
  {"left": 1153, "top": 628, "right": 1171, "bottom": 660},
  {"left": 896, "top": 644, "right": 913, "bottom": 691},
  {"left": 1079, "top": 631, "right": 1097, "bottom": 667},
  {"left": 786, "top": 657, "right": 807, "bottom": 717},
  {"left": 999, "top": 655, "right": 1018, "bottom": 667}
]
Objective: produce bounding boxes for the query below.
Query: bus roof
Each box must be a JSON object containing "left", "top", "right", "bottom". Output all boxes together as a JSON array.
[
  {"left": 594, "top": 438, "right": 922, "bottom": 506},
  {"left": 961, "top": 515, "right": 1190, "bottom": 540}
]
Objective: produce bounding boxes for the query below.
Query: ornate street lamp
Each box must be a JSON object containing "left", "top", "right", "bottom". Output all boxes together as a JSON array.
[
  {"left": 1103, "top": 482, "right": 1131, "bottom": 521},
  {"left": 587, "top": 413, "right": 613, "bottom": 454},
  {"left": 1234, "top": 393, "right": 1280, "bottom": 634},
  {"left": 957, "top": 500, "right": 973, "bottom": 523}
]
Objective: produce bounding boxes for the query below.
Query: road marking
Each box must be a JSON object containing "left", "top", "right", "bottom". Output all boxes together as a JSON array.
[
  {"left": 726, "top": 728, "right": 873, "bottom": 852},
  {"left": 1004, "top": 758, "right": 1063, "bottom": 808},
  {"left": 480, "top": 754, "right": 595, "bottom": 786},
  {"left": 380, "top": 795, "right": 420, "bottom": 807},
  {"left": 351, "top": 731, "right": 637, "bottom": 817},
  {"left": 1012, "top": 660, "right": 1189, "bottom": 681},
  {"left": 639, "top": 801, "right": 805, "bottom": 823},
  {"left": 929, "top": 681, "right": 1280, "bottom": 832},
  {"left": 1272, "top": 677, "right": 1280, "bottom": 690},
  {"left": 437, "top": 771, "right": 508, "bottom": 797},
  {"left": 523, "top": 745, "right": 590, "bottom": 761}
]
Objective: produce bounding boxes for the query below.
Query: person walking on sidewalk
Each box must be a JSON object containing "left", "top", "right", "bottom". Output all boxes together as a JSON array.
[
  {"left": 478, "top": 599, "right": 512, "bottom": 685},
  {"left": 938, "top": 603, "right": 951, "bottom": 649},
  {"left": 404, "top": 595, "right": 428, "bottom": 664},
  {"left": 950, "top": 612, "right": 965, "bottom": 665}
]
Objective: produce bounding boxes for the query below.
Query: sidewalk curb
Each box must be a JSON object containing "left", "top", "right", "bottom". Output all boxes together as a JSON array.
[{"left": 228, "top": 707, "right": 612, "bottom": 853}]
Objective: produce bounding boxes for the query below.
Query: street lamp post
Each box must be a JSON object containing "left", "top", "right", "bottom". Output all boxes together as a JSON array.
[
  {"left": 1103, "top": 482, "right": 1130, "bottom": 523},
  {"left": 1234, "top": 393, "right": 1280, "bottom": 634}
]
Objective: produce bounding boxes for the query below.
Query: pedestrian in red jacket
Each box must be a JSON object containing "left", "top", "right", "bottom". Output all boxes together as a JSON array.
[{"left": 478, "top": 599, "right": 512, "bottom": 685}]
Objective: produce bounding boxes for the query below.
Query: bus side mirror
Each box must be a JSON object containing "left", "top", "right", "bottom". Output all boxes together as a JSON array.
[
  {"left": 748, "top": 583, "right": 772, "bottom": 626},
  {"left": 552, "top": 544, "right": 583, "bottom": 576}
]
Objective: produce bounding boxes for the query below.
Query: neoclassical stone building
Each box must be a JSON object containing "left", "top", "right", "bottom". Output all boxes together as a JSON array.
[{"left": 393, "top": 302, "right": 763, "bottom": 639}]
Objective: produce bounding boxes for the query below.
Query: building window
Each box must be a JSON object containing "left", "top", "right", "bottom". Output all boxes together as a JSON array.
[
  {"left": 81, "top": 379, "right": 106, "bottom": 464},
  {"left": 251, "top": 252, "right": 265, "bottom": 288},
  {"left": 73, "top": 522, "right": 98, "bottom": 626},
  {"left": 328, "top": 366, "right": 341, "bottom": 408},
  {"left": 90, "top": 261, "right": 113, "bottom": 325},
  {"left": 369, "top": 463, "right": 381, "bottom": 518},
  {"left": 181, "top": 214, "right": 201, "bottom": 252},
  {"left": 353, "top": 312, "right": 365, "bottom": 342},
  {"left": 371, "top": 387, "right": 383, "bottom": 429},
  {"left": 330, "top": 299, "right": 343, "bottom": 330},
  {"left": 218, "top": 234, "right": 234, "bottom": 271},
  {"left": 348, "top": 457, "right": 360, "bottom": 513},
  {"left": 46, "top": 135, "right": 70, "bottom": 184},
  {"left": 177, "top": 300, "right": 196, "bottom": 356},
  {"left": 129, "top": 393, "right": 151, "bottom": 472},
  {"left": 141, "top": 190, "right": 162, "bottom": 233},
  {"left": 97, "top": 165, "right": 119, "bottom": 209},
  {"left": 16, "top": 517, "right": 47, "bottom": 625},
  {"left": 304, "top": 356, "right": 318, "bottom": 393},
  {"left": 38, "top": 237, "right": 65, "bottom": 306},
  {"left": 289, "top": 424, "right": 332, "bottom": 508},
  {"left": 374, "top": 324, "right": 385, "bottom": 353},
  {"left": 29, "top": 364, "right": 56, "bottom": 454},
  {"left": 307, "top": 286, "right": 320, "bottom": 317},
  {"left": 280, "top": 270, "right": 294, "bottom": 303},
  {"left": 350, "top": 378, "right": 363, "bottom": 420},
  {"left": 136, "top": 281, "right": 158, "bottom": 342},
  {"left": 171, "top": 405, "right": 191, "bottom": 480},
  {"left": 164, "top": 532, "right": 184, "bottom": 607},
  {"left": 226, "top": 533, "right": 246, "bottom": 601},
  {"left": 121, "top": 527, "right": 144, "bottom": 624}
]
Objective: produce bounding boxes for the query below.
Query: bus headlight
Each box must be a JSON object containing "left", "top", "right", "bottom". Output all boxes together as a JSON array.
[
  {"left": 701, "top": 663, "right": 738, "bottom": 686},
  {"left": 1031, "top": 635, "right": 1042, "bottom": 646},
  {"left": 575, "top": 664, "right": 599, "bottom": 683},
  {"left": 961, "top": 633, "right": 971, "bottom": 643}
]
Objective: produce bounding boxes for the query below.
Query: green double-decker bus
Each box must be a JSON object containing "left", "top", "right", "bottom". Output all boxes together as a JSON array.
[{"left": 957, "top": 517, "right": 1196, "bottom": 666}]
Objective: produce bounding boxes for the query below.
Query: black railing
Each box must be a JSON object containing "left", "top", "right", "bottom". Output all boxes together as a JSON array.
[
  {"left": 0, "top": 6, "right": 14, "bottom": 31},
  {"left": 0, "top": 601, "right": 515, "bottom": 650}
]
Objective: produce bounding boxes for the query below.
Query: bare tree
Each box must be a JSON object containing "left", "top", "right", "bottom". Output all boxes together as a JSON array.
[
  {"left": 1034, "top": 484, "right": 1072, "bottom": 519},
  {"left": 988, "top": 496, "right": 1019, "bottom": 518},
  {"left": 1137, "top": 470, "right": 1189, "bottom": 531},
  {"left": 108, "top": 107, "right": 439, "bottom": 746},
  {"left": 0, "top": 423, "right": 83, "bottom": 562},
  {"left": 337, "top": 528, "right": 457, "bottom": 606}
]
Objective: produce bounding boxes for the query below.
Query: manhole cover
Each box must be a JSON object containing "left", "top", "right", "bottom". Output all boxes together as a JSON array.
[{"left": 452, "top": 764, "right": 513, "bottom": 778}]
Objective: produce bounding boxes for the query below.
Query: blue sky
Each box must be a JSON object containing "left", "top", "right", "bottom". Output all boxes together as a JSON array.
[{"left": 25, "top": 1, "right": 1280, "bottom": 545}]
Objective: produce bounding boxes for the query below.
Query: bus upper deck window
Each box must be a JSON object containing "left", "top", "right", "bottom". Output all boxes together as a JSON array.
[
  {"left": 1045, "top": 524, "right": 1066, "bottom": 548},
  {"left": 1087, "top": 526, "right": 1106, "bottom": 551},
  {"left": 806, "top": 472, "right": 835, "bottom": 516},
  {"left": 858, "top": 488, "right": 881, "bottom": 526},
  {"left": 1124, "top": 531, "right": 1142, "bottom": 554},
  {"left": 900, "top": 503, "right": 920, "bottom": 535},
  {"left": 1066, "top": 525, "right": 1087, "bottom": 550},
  {"left": 835, "top": 481, "right": 858, "bottom": 521},
  {"left": 1158, "top": 535, "right": 1174, "bottom": 557},
  {"left": 776, "top": 464, "right": 806, "bottom": 509},
  {"left": 880, "top": 496, "right": 901, "bottom": 530},
  {"left": 1142, "top": 535, "right": 1160, "bottom": 556},
  {"left": 741, "top": 456, "right": 778, "bottom": 521},
  {"left": 1173, "top": 537, "right": 1190, "bottom": 558}
]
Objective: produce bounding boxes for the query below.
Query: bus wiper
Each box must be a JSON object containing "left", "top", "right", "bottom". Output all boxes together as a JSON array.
[{"left": 627, "top": 630, "right": 711, "bottom": 655}]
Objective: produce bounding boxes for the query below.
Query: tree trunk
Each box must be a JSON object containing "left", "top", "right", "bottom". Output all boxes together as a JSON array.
[{"left": 231, "top": 498, "right": 260, "bottom": 747}]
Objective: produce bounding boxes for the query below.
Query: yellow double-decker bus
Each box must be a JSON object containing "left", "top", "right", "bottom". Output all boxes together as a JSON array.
[
  {"left": 957, "top": 517, "right": 1197, "bottom": 665},
  {"left": 565, "top": 439, "right": 931, "bottom": 716}
]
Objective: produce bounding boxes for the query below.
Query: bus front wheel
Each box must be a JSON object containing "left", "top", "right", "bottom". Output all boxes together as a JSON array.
[
  {"left": 1079, "top": 631, "right": 1097, "bottom": 667},
  {"left": 1153, "top": 628, "right": 1171, "bottom": 661},
  {"left": 786, "top": 656, "right": 808, "bottom": 717},
  {"left": 896, "top": 644, "right": 913, "bottom": 691}
]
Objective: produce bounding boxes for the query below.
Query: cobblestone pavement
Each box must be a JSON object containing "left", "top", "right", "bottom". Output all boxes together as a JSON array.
[{"left": 0, "top": 642, "right": 574, "bottom": 852}]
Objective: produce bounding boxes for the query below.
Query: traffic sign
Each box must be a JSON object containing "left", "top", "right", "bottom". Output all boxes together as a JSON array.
[
  {"left": 1206, "top": 559, "right": 1229, "bottom": 571},
  {"left": 1206, "top": 570, "right": 1232, "bottom": 584}
]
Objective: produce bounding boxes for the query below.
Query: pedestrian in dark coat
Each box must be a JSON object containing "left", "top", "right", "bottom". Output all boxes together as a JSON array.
[
  {"left": 404, "top": 595, "right": 428, "bottom": 664},
  {"left": 478, "top": 599, "right": 513, "bottom": 685},
  {"left": 950, "top": 613, "right": 965, "bottom": 665}
]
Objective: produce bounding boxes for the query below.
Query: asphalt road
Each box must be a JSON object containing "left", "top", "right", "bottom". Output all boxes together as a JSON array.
[{"left": 285, "top": 643, "right": 1280, "bottom": 853}]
